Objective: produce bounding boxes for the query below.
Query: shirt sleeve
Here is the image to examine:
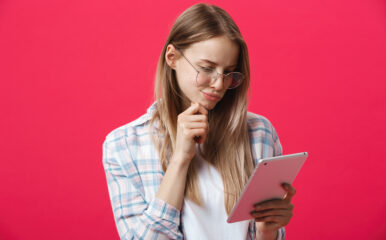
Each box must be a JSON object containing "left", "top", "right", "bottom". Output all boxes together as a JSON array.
[
  {"left": 102, "top": 138, "right": 183, "bottom": 240},
  {"left": 248, "top": 221, "right": 286, "bottom": 240},
  {"left": 271, "top": 122, "right": 283, "bottom": 157},
  {"left": 272, "top": 123, "right": 286, "bottom": 240},
  {"left": 247, "top": 115, "right": 287, "bottom": 239}
]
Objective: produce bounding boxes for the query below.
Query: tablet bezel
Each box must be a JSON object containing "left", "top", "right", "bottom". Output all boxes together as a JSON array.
[{"left": 227, "top": 152, "right": 308, "bottom": 223}]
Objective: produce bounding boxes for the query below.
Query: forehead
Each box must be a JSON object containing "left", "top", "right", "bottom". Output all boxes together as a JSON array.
[{"left": 184, "top": 36, "right": 239, "bottom": 67}]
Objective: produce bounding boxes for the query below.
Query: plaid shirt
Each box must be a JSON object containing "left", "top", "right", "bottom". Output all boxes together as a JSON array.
[{"left": 103, "top": 102, "right": 285, "bottom": 240}]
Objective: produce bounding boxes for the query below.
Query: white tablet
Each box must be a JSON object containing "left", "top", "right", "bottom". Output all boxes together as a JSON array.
[{"left": 227, "top": 152, "right": 308, "bottom": 223}]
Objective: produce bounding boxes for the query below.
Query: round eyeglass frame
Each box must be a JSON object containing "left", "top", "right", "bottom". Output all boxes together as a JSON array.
[{"left": 175, "top": 48, "right": 244, "bottom": 89}]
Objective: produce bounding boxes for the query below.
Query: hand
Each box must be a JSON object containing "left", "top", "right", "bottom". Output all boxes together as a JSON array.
[
  {"left": 172, "top": 102, "right": 209, "bottom": 165},
  {"left": 251, "top": 183, "right": 296, "bottom": 234}
]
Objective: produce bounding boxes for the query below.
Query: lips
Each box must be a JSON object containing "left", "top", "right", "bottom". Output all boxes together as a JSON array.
[{"left": 202, "top": 91, "right": 221, "bottom": 101}]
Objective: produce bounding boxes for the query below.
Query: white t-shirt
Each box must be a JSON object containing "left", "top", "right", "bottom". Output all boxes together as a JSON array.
[{"left": 182, "top": 145, "right": 250, "bottom": 240}]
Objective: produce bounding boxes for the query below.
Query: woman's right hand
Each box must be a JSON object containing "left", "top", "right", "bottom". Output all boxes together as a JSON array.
[{"left": 172, "top": 102, "right": 209, "bottom": 165}]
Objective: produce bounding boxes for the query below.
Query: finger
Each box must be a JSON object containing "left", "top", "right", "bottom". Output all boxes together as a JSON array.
[
  {"left": 253, "top": 199, "right": 288, "bottom": 211},
  {"left": 250, "top": 209, "right": 292, "bottom": 219},
  {"left": 253, "top": 215, "right": 282, "bottom": 223},
  {"left": 184, "top": 122, "right": 209, "bottom": 130},
  {"left": 194, "top": 102, "right": 208, "bottom": 116},
  {"left": 185, "top": 114, "right": 208, "bottom": 123},
  {"left": 189, "top": 128, "right": 208, "bottom": 140},
  {"left": 282, "top": 183, "right": 296, "bottom": 202},
  {"left": 189, "top": 103, "right": 208, "bottom": 144},
  {"left": 254, "top": 215, "right": 291, "bottom": 226},
  {"left": 183, "top": 102, "right": 200, "bottom": 115},
  {"left": 183, "top": 115, "right": 209, "bottom": 143},
  {"left": 254, "top": 199, "right": 292, "bottom": 211}
]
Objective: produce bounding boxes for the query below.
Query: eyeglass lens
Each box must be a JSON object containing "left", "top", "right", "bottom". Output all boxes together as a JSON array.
[{"left": 196, "top": 71, "right": 242, "bottom": 89}]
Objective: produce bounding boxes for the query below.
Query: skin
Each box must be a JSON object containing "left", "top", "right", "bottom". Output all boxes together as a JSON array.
[
  {"left": 252, "top": 183, "right": 296, "bottom": 239},
  {"left": 169, "top": 35, "right": 239, "bottom": 111},
  {"left": 156, "top": 35, "right": 296, "bottom": 240}
]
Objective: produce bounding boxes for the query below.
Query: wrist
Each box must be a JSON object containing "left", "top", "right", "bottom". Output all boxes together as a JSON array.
[
  {"left": 169, "top": 154, "right": 191, "bottom": 170},
  {"left": 255, "top": 229, "right": 278, "bottom": 240},
  {"left": 169, "top": 152, "right": 192, "bottom": 168}
]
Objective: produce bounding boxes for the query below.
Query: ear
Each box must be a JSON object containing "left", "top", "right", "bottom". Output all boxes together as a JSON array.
[{"left": 165, "top": 44, "right": 180, "bottom": 70}]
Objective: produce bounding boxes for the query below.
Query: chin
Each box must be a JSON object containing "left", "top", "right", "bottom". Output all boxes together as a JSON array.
[{"left": 201, "top": 101, "right": 217, "bottom": 110}]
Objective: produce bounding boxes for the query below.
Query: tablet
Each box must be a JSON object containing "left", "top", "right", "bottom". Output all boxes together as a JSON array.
[{"left": 227, "top": 152, "right": 308, "bottom": 223}]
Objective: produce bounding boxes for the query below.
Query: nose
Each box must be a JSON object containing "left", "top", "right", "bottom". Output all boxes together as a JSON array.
[{"left": 210, "top": 72, "right": 225, "bottom": 90}]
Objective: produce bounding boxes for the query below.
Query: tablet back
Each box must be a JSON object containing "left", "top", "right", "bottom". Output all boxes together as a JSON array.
[{"left": 227, "top": 152, "right": 308, "bottom": 223}]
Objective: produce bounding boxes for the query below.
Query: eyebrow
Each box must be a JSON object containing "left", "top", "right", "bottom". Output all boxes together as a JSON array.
[{"left": 199, "top": 59, "right": 237, "bottom": 68}]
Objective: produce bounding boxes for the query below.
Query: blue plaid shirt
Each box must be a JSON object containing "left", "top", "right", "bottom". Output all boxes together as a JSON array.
[{"left": 103, "top": 102, "right": 285, "bottom": 239}]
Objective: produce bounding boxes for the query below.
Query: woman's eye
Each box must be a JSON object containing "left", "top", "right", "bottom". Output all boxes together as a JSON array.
[{"left": 200, "top": 66, "right": 213, "bottom": 72}]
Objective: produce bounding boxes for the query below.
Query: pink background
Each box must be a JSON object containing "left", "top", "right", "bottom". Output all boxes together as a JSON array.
[{"left": 1, "top": 0, "right": 385, "bottom": 239}]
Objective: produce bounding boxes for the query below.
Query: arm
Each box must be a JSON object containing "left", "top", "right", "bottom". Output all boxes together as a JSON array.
[
  {"left": 103, "top": 140, "right": 183, "bottom": 240},
  {"left": 254, "top": 224, "right": 286, "bottom": 240},
  {"left": 247, "top": 115, "right": 288, "bottom": 240},
  {"left": 103, "top": 103, "right": 209, "bottom": 239},
  {"left": 155, "top": 157, "right": 190, "bottom": 210},
  {"left": 156, "top": 102, "right": 209, "bottom": 210},
  {"left": 255, "top": 227, "right": 278, "bottom": 240}
]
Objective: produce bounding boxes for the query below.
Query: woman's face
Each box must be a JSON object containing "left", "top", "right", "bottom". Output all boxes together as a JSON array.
[{"left": 166, "top": 36, "right": 240, "bottom": 110}]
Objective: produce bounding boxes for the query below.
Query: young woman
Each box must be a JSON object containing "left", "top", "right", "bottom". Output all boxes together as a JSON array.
[{"left": 103, "top": 3, "right": 296, "bottom": 240}]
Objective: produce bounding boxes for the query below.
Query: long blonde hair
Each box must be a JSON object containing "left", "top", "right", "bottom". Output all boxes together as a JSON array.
[{"left": 150, "top": 3, "right": 254, "bottom": 214}]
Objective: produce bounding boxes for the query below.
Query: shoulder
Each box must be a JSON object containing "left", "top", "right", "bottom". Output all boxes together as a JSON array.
[
  {"left": 247, "top": 111, "right": 282, "bottom": 160},
  {"left": 247, "top": 111, "right": 279, "bottom": 142},
  {"left": 103, "top": 102, "right": 156, "bottom": 150},
  {"left": 102, "top": 102, "right": 162, "bottom": 197}
]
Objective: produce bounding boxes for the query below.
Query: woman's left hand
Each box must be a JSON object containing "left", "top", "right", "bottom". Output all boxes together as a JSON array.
[{"left": 251, "top": 183, "right": 296, "bottom": 234}]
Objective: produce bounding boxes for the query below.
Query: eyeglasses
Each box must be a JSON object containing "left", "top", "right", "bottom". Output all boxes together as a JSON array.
[{"left": 176, "top": 48, "right": 244, "bottom": 89}]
